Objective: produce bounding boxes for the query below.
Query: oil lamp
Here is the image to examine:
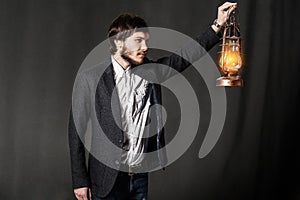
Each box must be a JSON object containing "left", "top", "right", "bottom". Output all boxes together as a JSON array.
[{"left": 216, "top": 11, "right": 243, "bottom": 86}]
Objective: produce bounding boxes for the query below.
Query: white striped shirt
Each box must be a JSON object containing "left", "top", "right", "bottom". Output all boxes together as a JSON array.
[{"left": 111, "top": 57, "right": 151, "bottom": 167}]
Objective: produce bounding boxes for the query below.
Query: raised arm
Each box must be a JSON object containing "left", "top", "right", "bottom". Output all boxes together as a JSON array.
[{"left": 152, "top": 2, "right": 237, "bottom": 82}]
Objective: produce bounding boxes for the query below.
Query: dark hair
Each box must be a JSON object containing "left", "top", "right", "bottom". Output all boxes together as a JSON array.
[{"left": 107, "top": 13, "right": 148, "bottom": 54}]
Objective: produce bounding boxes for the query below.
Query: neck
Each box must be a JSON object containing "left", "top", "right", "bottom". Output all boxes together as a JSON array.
[{"left": 113, "top": 54, "right": 130, "bottom": 70}]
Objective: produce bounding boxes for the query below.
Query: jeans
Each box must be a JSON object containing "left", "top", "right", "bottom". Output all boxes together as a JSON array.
[{"left": 92, "top": 172, "right": 148, "bottom": 200}]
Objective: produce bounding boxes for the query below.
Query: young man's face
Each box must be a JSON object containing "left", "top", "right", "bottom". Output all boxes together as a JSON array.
[{"left": 119, "top": 31, "right": 149, "bottom": 65}]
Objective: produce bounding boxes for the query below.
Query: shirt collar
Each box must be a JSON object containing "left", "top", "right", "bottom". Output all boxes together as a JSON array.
[{"left": 111, "top": 56, "right": 130, "bottom": 77}]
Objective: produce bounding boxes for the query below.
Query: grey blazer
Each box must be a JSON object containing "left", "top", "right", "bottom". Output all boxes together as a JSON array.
[{"left": 68, "top": 27, "right": 220, "bottom": 198}]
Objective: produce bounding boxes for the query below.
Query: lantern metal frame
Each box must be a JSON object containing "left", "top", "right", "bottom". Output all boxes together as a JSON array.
[{"left": 216, "top": 11, "right": 243, "bottom": 87}]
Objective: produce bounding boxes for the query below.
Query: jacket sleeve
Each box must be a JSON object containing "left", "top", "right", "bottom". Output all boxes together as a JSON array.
[
  {"left": 154, "top": 26, "right": 221, "bottom": 82},
  {"left": 68, "top": 73, "right": 91, "bottom": 189}
]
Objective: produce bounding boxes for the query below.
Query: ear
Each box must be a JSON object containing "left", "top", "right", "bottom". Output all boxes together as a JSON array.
[{"left": 114, "top": 39, "right": 124, "bottom": 51}]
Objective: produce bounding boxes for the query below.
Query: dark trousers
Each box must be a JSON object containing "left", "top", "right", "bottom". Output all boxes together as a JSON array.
[{"left": 92, "top": 172, "right": 148, "bottom": 200}]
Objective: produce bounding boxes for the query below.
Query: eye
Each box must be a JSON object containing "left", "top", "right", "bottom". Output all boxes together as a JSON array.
[{"left": 135, "top": 39, "right": 142, "bottom": 43}]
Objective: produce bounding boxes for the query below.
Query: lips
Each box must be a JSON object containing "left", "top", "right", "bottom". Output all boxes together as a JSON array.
[{"left": 137, "top": 51, "right": 146, "bottom": 57}]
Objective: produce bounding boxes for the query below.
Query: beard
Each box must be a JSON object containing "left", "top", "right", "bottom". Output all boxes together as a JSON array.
[
  {"left": 120, "top": 48, "right": 144, "bottom": 66},
  {"left": 121, "top": 54, "right": 138, "bottom": 65}
]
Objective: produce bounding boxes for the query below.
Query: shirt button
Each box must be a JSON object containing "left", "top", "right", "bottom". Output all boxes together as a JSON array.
[{"left": 118, "top": 139, "right": 122, "bottom": 143}]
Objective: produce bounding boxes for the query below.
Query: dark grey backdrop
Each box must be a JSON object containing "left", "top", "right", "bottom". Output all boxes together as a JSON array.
[{"left": 1, "top": 0, "right": 299, "bottom": 199}]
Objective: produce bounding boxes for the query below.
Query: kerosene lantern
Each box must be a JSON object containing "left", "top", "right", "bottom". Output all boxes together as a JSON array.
[{"left": 216, "top": 11, "right": 243, "bottom": 86}]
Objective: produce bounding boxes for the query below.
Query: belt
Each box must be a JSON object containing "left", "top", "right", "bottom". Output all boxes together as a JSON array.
[{"left": 119, "top": 164, "right": 142, "bottom": 176}]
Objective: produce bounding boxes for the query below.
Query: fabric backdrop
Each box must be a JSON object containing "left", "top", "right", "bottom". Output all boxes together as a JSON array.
[{"left": 0, "top": 0, "right": 299, "bottom": 199}]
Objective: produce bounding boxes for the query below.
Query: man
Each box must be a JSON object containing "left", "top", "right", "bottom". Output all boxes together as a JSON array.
[{"left": 69, "top": 2, "right": 237, "bottom": 200}]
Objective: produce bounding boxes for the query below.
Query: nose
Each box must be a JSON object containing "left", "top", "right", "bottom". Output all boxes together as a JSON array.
[{"left": 141, "top": 41, "right": 148, "bottom": 51}]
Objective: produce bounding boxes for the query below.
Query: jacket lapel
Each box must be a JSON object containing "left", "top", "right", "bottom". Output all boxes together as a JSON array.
[{"left": 102, "top": 63, "right": 116, "bottom": 97}]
